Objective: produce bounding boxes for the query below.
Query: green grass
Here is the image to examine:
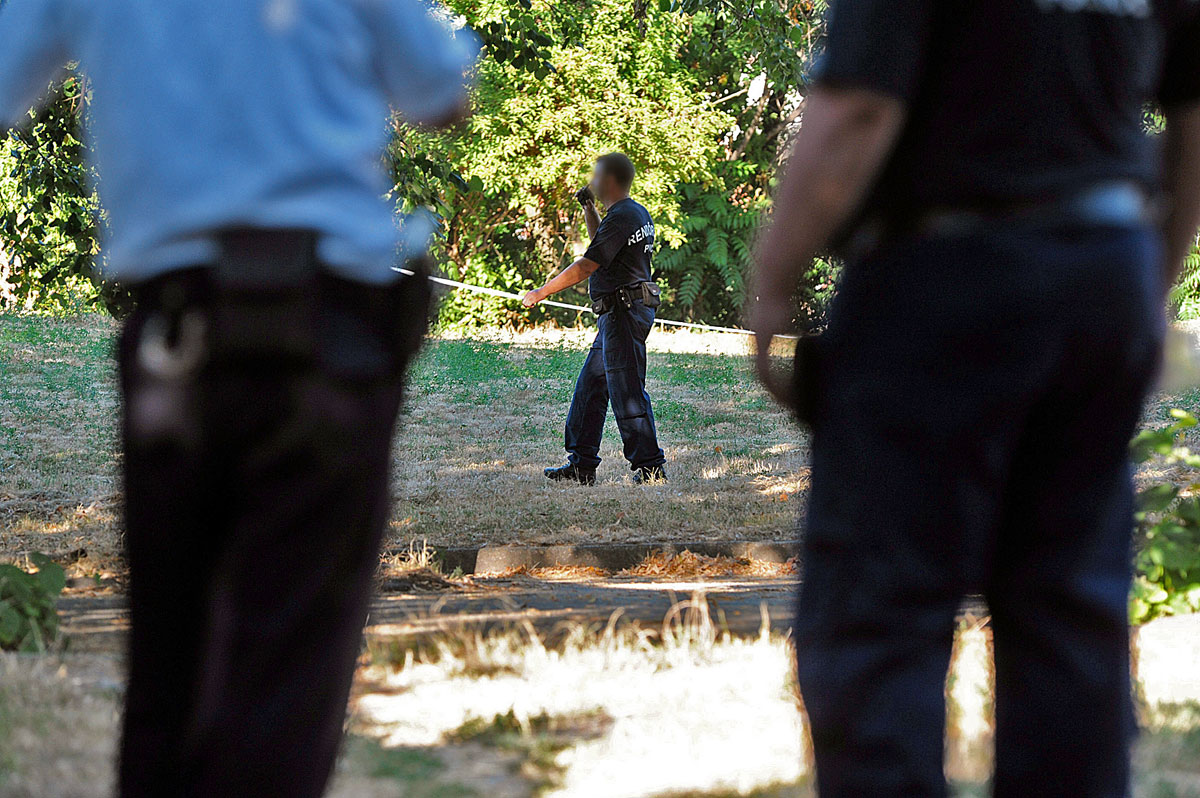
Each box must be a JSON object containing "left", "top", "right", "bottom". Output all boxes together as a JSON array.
[
  {"left": 1, "top": 314, "right": 807, "bottom": 568},
  {"left": 0, "top": 314, "right": 117, "bottom": 493},
  {"left": 341, "top": 737, "right": 478, "bottom": 797},
  {"left": 7, "top": 311, "right": 1200, "bottom": 570}
]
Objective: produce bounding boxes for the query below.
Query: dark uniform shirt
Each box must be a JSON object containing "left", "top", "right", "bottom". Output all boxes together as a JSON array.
[
  {"left": 817, "top": 0, "right": 1200, "bottom": 228},
  {"left": 585, "top": 198, "right": 655, "bottom": 300}
]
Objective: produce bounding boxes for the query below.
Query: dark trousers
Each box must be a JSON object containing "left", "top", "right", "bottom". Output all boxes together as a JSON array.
[
  {"left": 117, "top": 241, "right": 428, "bottom": 798},
  {"left": 565, "top": 300, "right": 666, "bottom": 471},
  {"left": 796, "top": 225, "right": 1163, "bottom": 797}
]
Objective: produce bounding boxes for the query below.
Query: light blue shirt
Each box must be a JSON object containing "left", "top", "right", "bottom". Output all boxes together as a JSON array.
[{"left": 0, "top": 0, "right": 478, "bottom": 283}]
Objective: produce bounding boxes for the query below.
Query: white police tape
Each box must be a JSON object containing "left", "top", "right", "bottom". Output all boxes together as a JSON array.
[{"left": 394, "top": 266, "right": 794, "bottom": 338}]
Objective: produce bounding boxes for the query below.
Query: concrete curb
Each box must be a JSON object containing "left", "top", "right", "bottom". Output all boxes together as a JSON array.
[{"left": 421, "top": 540, "right": 801, "bottom": 576}]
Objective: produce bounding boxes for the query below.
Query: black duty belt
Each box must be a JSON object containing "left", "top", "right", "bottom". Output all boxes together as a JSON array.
[
  {"left": 845, "top": 181, "right": 1157, "bottom": 259},
  {"left": 129, "top": 228, "right": 430, "bottom": 371},
  {"left": 592, "top": 281, "right": 662, "bottom": 316}
]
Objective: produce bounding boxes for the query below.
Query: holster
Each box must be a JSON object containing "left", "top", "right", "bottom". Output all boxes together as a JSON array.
[
  {"left": 791, "top": 333, "right": 822, "bottom": 427},
  {"left": 592, "top": 281, "right": 661, "bottom": 316}
]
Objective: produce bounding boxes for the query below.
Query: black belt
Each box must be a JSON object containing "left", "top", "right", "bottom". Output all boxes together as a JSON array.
[
  {"left": 129, "top": 228, "right": 430, "bottom": 372},
  {"left": 845, "top": 181, "right": 1157, "bottom": 259},
  {"left": 592, "top": 281, "right": 661, "bottom": 316}
]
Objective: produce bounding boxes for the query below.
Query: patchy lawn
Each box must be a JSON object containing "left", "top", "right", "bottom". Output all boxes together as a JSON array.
[
  {"left": 1, "top": 314, "right": 805, "bottom": 576},
  {"left": 5, "top": 313, "right": 1200, "bottom": 578}
]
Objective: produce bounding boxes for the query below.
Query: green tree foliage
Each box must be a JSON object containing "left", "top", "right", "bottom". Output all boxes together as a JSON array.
[
  {"left": 431, "top": 0, "right": 737, "bottom": 326},
  {"left": 1169, "top": 242, "right": 1200, "bottom": 320},
  {"left": 0, "top": 73, "right": 103, "bottom": 314},
  {"left": 1, "top": 1, "right": 827, "bottom": 327},
  {"left": 393, "top": 0, "right": 824, "bottom": 328}
]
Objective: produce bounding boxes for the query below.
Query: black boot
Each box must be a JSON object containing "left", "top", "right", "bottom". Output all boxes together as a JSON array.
[
  {"left": 544, "top": 462, "right": 597, "bottom": 485},
  {"left": 633, "top": 465, "right": 667, "bottom": 484}
]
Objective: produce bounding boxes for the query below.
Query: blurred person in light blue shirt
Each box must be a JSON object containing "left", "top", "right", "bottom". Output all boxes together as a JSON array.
[
  {"left": 0, "top": 3, "right": 476, "bottom": 796},
  {"left": 0, "top": 0, "right": 476, "bottom": 283}
]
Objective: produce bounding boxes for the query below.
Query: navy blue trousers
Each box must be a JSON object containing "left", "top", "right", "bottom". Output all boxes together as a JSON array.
[
  {"left": 797, "top": 225, "right": 1163, "bottom": 797},
  {"left": 565, "top": 300, "right": 666, "bottom": 471}
]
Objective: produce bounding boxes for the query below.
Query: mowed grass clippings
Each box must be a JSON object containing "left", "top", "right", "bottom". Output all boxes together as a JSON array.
[{"left": 0, "top": 314, "right": 807, "bottom": 575}]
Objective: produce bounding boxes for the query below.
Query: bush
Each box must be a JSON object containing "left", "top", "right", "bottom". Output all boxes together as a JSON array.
[
  {"left": 1170, "top": 243, "right": 1200, "bottom": 320},
  {"left": 0, "top": 554, "right": 66, "bottom": 652},
  {"left": 1130, "top": 409, "right": 1200, "bottom": 624},
  {"left": 0, "top": 74, "right": 105, "bottom": 315}
]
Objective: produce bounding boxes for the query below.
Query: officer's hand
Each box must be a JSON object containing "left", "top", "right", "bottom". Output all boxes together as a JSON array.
[
  {"left": 522, "top": 289, "right": 544, "bottom": 308},
  {"left": 748, "top": 295, "right": 795, "bottom": 407}
]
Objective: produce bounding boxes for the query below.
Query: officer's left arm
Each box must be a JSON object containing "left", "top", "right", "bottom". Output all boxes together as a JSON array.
[
  {"left": 748, "top": 87, "right": 907, "bottom": 401},
  {"left": 522, "top": 258, "right": 600, "bottom": 307},
  {"left": 0, "top": 0, "right": 73, "bottom": 132}
]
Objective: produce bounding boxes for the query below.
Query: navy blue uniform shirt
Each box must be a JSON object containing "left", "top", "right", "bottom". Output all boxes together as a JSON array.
[
  {"left": 584, "top": 198, "right": 655, "bottom": 300},
  {"left": 817, "top": 0, "right": 1200, "bottom": 228}
]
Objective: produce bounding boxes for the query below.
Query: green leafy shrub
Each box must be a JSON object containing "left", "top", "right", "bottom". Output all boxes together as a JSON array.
[
  {"left": 1170, "top": 243, "right": 1200, "bottom": 320},
  {"left": 655, "top": 166, "right": 764, "bottom": 325},
  {"left": 0, "top": 73, "right": 105, "bottom": 315},
  {"left": 0, "top": 553, "right": 66, "bottom": 652},
  {"left": 1130, "top": 409, "right": 1200, "bottom": 624}
]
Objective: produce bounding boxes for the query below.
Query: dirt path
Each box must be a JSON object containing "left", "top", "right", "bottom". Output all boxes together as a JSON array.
[{"left": 56, "top": 575, "right": 802, "bottom": 654}]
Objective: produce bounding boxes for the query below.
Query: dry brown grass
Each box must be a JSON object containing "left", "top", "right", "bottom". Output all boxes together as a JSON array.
[
  {"left": 622, "top": 550, "right": 797, "bottom": 579},
  {"left": 388, "top": 356, "right": 806, "bottom": 549},
  {"left": 4, "top": 613, "right": 1199, "bottom": 797},
  {"left": 481, "top": 551, "right": 797, "bottom": 581}
]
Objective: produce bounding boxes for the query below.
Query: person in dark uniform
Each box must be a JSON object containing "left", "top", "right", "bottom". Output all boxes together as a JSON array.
[
  {"left": 523, "top": 153, "right": 668, "bottom": 484},
  {"left": 0, "top": 1, "right": 476, "bottom": 796},
  {"left": 750, "top": 1, "right": 1200, "bottom": 795}
]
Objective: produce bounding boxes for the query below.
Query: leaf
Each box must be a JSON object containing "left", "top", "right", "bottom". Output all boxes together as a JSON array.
[
  {"left": 1137, "top": 483, "right": 1179, "bottom": 513},
  {"left": 1171, "top": 408, "right": 1199, "bottom": 426},
  {"left": 0, "top": 565, "right": 34, "bottom": 605},
  {"left": 29, "top": 553, "right": 66, "bottom": 596},
  {"left": 1174, "top": 496, "right": 1200, "bottom": 525},
  {"left": 0, "top": 603, "right": 22, "bottom": 644}
]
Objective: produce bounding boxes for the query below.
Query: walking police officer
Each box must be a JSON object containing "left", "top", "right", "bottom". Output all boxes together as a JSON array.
[
  {"left": 750, "top": 1, "right": 1200, "bottom": 795},
  {"left": 524, "top": 153, "right": 668, "bottom": 484},
  {"left": 0, "top": 1, "right": 476, "bottom": 795}
]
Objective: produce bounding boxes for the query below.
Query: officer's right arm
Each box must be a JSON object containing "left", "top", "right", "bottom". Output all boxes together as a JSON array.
[
  {"left": 367, "top": 0, "right": 480, "bottom": 128},
  {"left": 748, "top": 0, "right": 931, "bottom": 403},
  {"left": 1162, "top": 104, "right": 1200, "bottom": 288},
  {"left": 0, "top": 0, "right": 72, "bottom": 132},
  {"left": 1159, "top": 4, "right": 1200, "bottom": 288},
  {"left": 524, "top": 211, "right": 627, "bottom": 307}
]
